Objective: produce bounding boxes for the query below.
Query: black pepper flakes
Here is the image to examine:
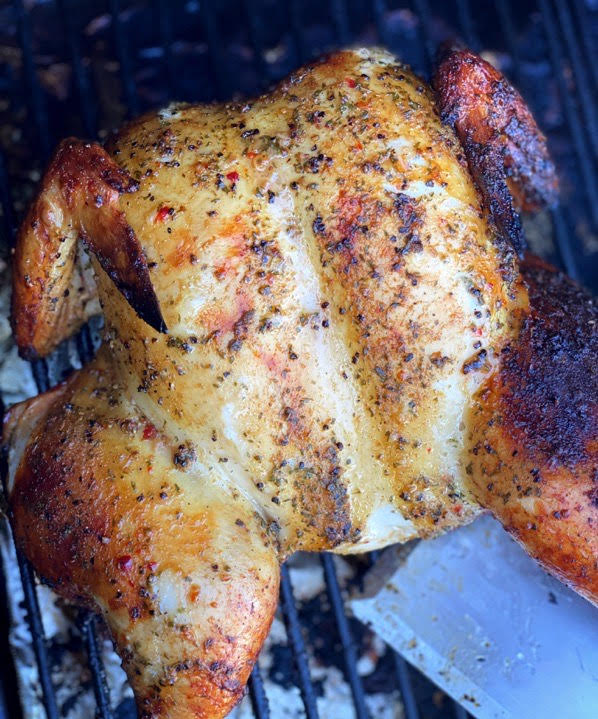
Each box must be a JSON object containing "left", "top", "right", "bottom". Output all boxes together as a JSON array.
[
  {"left": 313, "top": 215, "right": 326, "bottom": 234},
  {"left": 173, "top": 442, "right": 196, "bottom": 469},
  {"left": 462, "top": 349, "right": 488, "bottom": 374}
]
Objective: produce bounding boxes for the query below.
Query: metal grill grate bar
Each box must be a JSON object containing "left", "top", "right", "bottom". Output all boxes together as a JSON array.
[
  {"left": 455, "top": 0, "right": 480, "bottom": 52},
  {"left": 495, "top": 0, "right": 521, "bottom": 81},
  {"left": 199, "top": 2, "right": 230, "bottom": 100},
  {"left": 243, "top": 0, "right": 272, "bottom": 90},
  {"left": 57, "top": 0, "right": 97, "bottom": 138},
  {"left": 279, "top": 565, "right": 320, "bottom": 719},
  {"left": 154, "top": 0, "right": 176, "bottom": 97},
  {"left": 538, "top": 0, "right": 598, "bottom": 228},
  {"left": 13, "top": 550, "right": 60, "bottom": 719},
  {"left": 81, "top": 615, "right": 113, "bottom": 718},
  {"left": 411, "top": 0, "right": 435, "bottom": 75},
  {"left": 109, "top": 0, "right": 139, "bottom": 117},
  {"left": 553, "top": 0, "right": 598, "bottom": 158},
  {"left": 392, "top": 653, "right": 420, "bottom": 719},
  {"left": 331, "top": 0, "right": 351, "bottom": 46},
  {"left": 550, "top": 206, "right": 581, "bottom": 281},
  {"left": 0, "top": 155, "right": 15, "bottom": 241},
  {"left": 372, "top": 0, "right": 390, "bottom": 48},
  {"left": 289, "top": 0, "right": 308, "bottom": 63},
  {"left": 572, "top": 0, "right": 598, "bottom": 92},
  {"left": 12, "top": 0, "right": 51, "bottom": 160},
  {"left": 248, "top": 663, "right": 270, "bottom": 719},
  {"left": 321, "top": 553, "right": 369, "bottom": 719},
  {"left": 13, "top": 0, "right": 51, "bottom": 166}
]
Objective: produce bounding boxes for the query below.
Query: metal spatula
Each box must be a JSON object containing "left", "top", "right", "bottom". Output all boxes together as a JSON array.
[{"left": 350, "top": 515, "right": 598, "bottom": 719}]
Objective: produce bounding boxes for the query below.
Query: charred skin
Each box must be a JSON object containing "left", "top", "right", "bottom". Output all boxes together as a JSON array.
[
  {"left": 467, "top": 256, "right": 598, "bottom": 603},
  {"left": 434, "top": 48, "right": 558, "bottom": 254},
  {"left": 3, "top": 47, "right": 596, "bottom": 719}
]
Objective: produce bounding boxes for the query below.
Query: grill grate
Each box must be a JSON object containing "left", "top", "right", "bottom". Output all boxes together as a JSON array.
[
  {"left": 279, "top": 566, "right": 320, "bottom": 719},
  {"left": 0, "top": 2, "right": 596, "bottom": 718},
  {"left": 539, "top": 0, "right": 598, "bottom": 228}
]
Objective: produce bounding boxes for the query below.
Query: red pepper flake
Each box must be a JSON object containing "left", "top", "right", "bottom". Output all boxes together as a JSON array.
[
  {"left": 116, "top": 555, "right": 133, "bottom": 572},
  {"left": 143, "top": 423, "right": 157, "bottom": 440},
  {"left": 155, "top": 206, "right": 172, "bottom": 222},
  {"left": 454, "top": 504, "right": 462, "bottom": 515},
  {"left": 345, "top": 77, "right": 356, "bottom": 88},
  {"left": 226, "top": 171, "right": 239, "bottom": 184},
  {"left": 246, "top": 150, "right": 258, "bottom": 159}
]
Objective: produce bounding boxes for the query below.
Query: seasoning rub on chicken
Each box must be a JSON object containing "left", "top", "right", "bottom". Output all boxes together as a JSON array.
[{"left": 4, "top": 47, "right": 596, "bottom": 719}]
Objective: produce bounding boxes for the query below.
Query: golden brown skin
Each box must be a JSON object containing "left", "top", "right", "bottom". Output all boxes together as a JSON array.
[
  {"left": 434, "top": 47, "right": 558, "bottom": 253},
  {"left": 3, "top": 48, "right": 596, "bottom": 718},
  {"left": 12, "top": 139, "right": 165, "bottom": 360},
  {"left": 4, "top": 353, "right": 279, "bottom": 718}
]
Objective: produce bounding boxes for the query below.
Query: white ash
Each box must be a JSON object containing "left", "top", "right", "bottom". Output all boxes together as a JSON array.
[{"left": 0, "top": 258, "right": 36, "bottom": 405}]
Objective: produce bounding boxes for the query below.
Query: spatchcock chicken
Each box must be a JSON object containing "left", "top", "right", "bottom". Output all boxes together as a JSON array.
[{"left": 3, "top": 47, "right": 596, "bottom": 718}]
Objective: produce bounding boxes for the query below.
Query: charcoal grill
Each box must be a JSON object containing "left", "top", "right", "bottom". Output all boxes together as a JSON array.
[{"left": 0, "top": 1, "right": 596, "bottom": 718}]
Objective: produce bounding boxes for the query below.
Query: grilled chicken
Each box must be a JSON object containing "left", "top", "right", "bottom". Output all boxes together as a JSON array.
[{"left": 4, "top": 47, "right": 596, "bottom": 718}]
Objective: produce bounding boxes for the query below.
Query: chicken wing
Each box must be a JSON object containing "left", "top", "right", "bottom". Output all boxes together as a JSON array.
[{"left": 434, "top": 47, "right": 558, "bottom": 253}]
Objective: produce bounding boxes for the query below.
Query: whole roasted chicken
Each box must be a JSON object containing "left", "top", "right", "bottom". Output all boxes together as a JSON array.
[{"left": 3, "top": 47, "right": 596, "bottom": 718}]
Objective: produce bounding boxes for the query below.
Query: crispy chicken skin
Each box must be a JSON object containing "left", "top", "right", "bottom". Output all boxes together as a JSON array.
[
  {"left": 3, "top": 48, "right": 596, "bottom": 717},
  {"left": 12, "top": 140, "right": 165, "bottom": 359},
  {"left": 434, "top": 47, "right": 558, "bottom": 254}
]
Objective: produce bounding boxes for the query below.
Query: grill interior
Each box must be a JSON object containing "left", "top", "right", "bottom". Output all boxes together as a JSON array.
[{"left": 0, "top": 1, "right": 596, "bottom": 718}]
